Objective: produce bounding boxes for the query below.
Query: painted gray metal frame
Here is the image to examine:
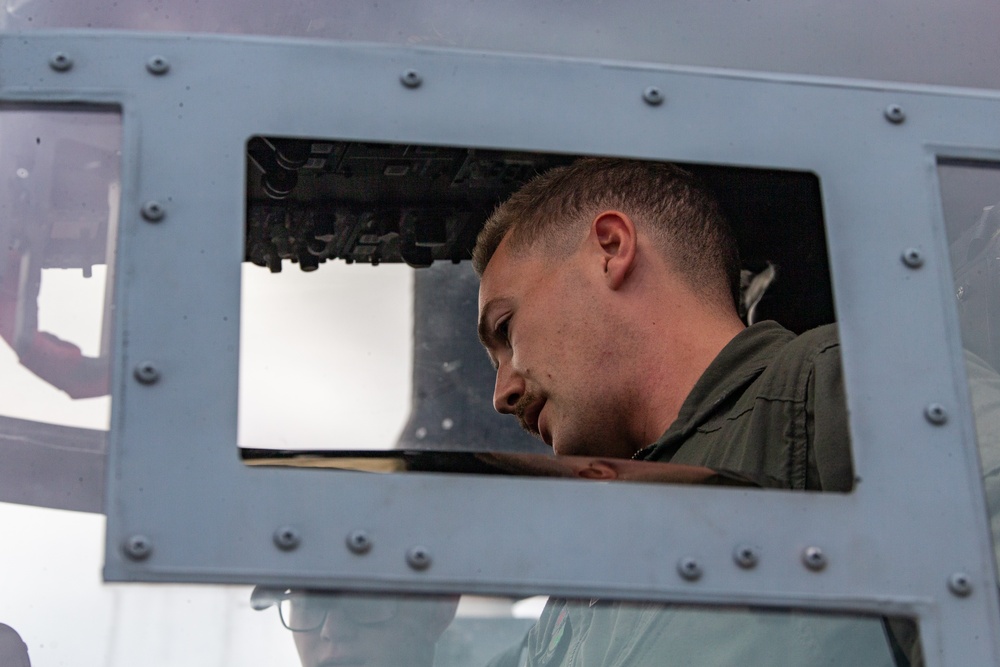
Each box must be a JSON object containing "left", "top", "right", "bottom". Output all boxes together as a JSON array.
[{"left": 2, "top": 31, "right": 999, "bottom": 665}]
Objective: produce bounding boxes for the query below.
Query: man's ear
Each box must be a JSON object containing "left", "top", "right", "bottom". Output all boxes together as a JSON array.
[{"left": 591, "top": 211, "right": 637, "bottom": 290}]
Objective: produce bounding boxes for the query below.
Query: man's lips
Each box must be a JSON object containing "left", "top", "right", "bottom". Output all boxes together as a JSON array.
[{"left": 515, "top": 395, "right": 546, "bottom": 441}]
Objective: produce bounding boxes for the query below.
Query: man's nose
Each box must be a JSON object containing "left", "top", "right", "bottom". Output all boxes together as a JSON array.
[{"left": 493, "top": 363, "right": 524, "bottom": 415}]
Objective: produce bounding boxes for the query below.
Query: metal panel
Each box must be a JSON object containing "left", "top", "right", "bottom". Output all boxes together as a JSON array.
[
  {"left": 3, "top": 1, "right": 1000, "bottom": 90},
  {"left": 2, "top": 31, "right": 1000, "bottom": 664}
]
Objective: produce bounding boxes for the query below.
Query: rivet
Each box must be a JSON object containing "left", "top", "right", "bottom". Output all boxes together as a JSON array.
[
  {"left": 400, "top": 69, "right": 422, "bottom": 88},
  {"left": 406, "top": 546, "right": 432, "bottom": 570},
  {"left": 901, "top": 247, "right": 924, "bottom": 268},
  {"left": 643, "top": 86, "right": 664, "bottom": 106},
  {"left": 141, "top": 200, "right": 166, "bottom": 222},
  {"left": 677, "top": 556, "right": 702, "bottom": 581},
  {"left": 346, "top": 530, "right": 372, "bottom": 554},
  {"left": 733, "top": 544, "right": 760, "bottom": 569},
  {"left": 802, "top": 546, "right": 827, "bottom": 571},
  {"left": 123, "top": 534, "right": 152, "bottom": 561},
  {"left": 133, "top": 362, "right": 160, "bottom": 385},
  {"left": 884, "top": 104, "right": 906, "bottom": 124},
  {"left": 925, "top": 403, "right": 948, "bottom": 425},
  {"left": 146, "top": 56, "right": 170, "bottom": 75},
  {"left": 49, "top": 52, "right": 73, "bottom": 72},
  {"left": 948, "top": 572, "right": 973, "bottom": 597},
  {"left": 273, "top": 525, "right": 301, "bottom": 551}
]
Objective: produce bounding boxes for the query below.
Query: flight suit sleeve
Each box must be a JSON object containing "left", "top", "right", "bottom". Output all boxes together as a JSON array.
[{"left": 805, "top": 342, "right": 855, "bottom": 492}]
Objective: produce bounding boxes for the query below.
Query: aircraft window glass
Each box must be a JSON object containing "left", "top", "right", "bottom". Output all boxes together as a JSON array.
[
  {"left": 0, "top": 107, "right": 117, "bottom": 510},
  {"left": 239, "top": 138, "right": 851, "bottom": 491},
  {"left": 937, "top": 158, "right": 1000, "bottom": 576},
  {"left": 0, "top": 500, "right": 918, "bottom": 667}
]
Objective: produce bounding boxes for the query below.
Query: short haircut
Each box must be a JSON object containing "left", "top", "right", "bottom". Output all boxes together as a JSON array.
[{"left": 472, "top": 158, "right": 741, "bottom": 312}]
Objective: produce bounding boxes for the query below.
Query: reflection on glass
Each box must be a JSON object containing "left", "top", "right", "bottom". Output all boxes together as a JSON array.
[
  {"left": 0, "top": 107, "right": 118, "bottom": 429},
  {"left": 252, "top": 588, "right": 460, "bottom": 667},
  {"left": 251, "top": 586, "right": 915, "bottom": 667},
  {"left": 0, "top": 107, "right": 118, "bottom": 511},
  {"left": 0, "top": 502, "right": 298, "bottom": 667},
  {"left": 939, "top": 159, "right": 1000, "bottom": 577}
]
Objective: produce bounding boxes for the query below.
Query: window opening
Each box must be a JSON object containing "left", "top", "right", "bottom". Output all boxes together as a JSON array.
[{"left": 240, "top": 139, "right": 845, "bottom": 491}]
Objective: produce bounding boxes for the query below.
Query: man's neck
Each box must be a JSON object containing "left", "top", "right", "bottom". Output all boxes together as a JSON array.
[{"left": 631, "top": 304, "right": 746, "bottom": 451}]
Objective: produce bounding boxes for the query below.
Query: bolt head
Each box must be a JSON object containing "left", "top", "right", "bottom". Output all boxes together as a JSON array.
[
  {"left": 123, "top": 534, "right": 152, "bottom": 561},
  {"left": 884, "top": 104, "right": 906, "bottom": 124},
  {"left": 733, "top": 544, "right": 760, "bottom": 569},
  {"left": 400, "top": 69, "right": 423, "bottom": 88},
  {"left": 141, "top": 200, "right": 166, "bottom": 222},
  {"left": 273, "top": 525, "right": 301, "bottom": 551},
  {"left": 802, "top": 546, "right": 827, "bottom": 571},
  {"left": 948, "top": 572, "right": 973, "bottom": 597},
  {"left": 133, "top": 362, "right": 160, "bottom": 385},
  {"left": 643, "top": 86, "right": 664, "bottom": 106},
  {"left": 901, "top": 247, "right": 924, "bottom": 268},
  {"left": 146, "top": 56, "right": 170, "bottom": 75},
  {"left": 925, "top": 403, "right": 948, "bottom": 425},
  {"left": 406, "top": 546, "right": 432, "bottom": 570},
  {"left": 49, "top": 52, "right": 73, "bottom": 72},
  {"left": 346, "top": 530, "right": 372, "bottom": 554},
  {"left": 677, "top": 556, "right": 703, "bottom": 581}
]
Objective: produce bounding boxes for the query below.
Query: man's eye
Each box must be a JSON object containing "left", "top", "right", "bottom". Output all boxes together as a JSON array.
[{"left": 495, "top": 318, "right": 511, "bottom": 343}]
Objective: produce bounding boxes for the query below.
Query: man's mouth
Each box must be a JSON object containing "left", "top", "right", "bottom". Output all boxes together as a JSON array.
[{"left": 515, "top": 395, "right": 546, "bottom": 441}]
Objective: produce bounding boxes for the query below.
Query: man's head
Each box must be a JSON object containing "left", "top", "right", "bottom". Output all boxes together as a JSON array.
[
  {"left": 475, "top": 158, "right": 744, "bottom": 458},
  {"left": 473, "top": 158, "right": 740, "bottom": 311},
  {"left": 255, "top": 589, "right": 459, "bottom": 667}
]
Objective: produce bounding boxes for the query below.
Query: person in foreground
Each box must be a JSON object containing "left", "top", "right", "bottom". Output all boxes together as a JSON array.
[
  {"left": 474, "top": 158, "right": 911, "bottom": 666},
  {"left": 251, "top": 587, "right": 458, "bottom": 667}
]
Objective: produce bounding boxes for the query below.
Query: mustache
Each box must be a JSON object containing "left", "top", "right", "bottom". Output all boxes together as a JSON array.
[{"left": 513, "top": 392, "right": 540, "bottom": 435}]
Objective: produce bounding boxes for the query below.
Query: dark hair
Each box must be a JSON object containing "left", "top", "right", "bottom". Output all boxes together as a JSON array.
[{"left": 472, "top": 158, "right": 741, "bottom": 312}]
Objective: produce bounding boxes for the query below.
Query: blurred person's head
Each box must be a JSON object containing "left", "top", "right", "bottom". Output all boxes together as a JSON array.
[
  {"left": 0, "top": 624, "right": 31, "bottom": 667},
  {"left": 253, "top": 588, "right": 458, "bottom": 667}
]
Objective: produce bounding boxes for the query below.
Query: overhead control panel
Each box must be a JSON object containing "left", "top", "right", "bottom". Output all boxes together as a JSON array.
[{"left": 246, "top": 139, "right": 572, "bottom": 270}]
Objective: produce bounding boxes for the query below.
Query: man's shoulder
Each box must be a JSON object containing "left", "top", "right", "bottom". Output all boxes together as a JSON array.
[
  {"left": 747, "top": 322, "right": 842, "bottom": 399},
  {"left": 772, "top": 322, "right": 840, "bottom": 361}
]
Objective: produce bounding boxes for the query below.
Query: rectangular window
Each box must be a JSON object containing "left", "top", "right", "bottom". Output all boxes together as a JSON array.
[
  {"left": 937, "top": 158, "right": 1000, "bottom": 577},
  {"left": 239, "top": 138, "right": 848, "bottom": 492},
  {"left": 0, "top": 106, "right": 119, "bottom": 512}
]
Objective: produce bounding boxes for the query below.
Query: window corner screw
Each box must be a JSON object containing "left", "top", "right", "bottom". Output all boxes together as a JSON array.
[
  {"left": 146, "top": 56, "right": 170, "bottom": 75},
  {"left": 141, "top": 200, "right": 166, "bottom": 222},
  {"left": 346, "top": 530, "right": 372, "bottom": 554},
  {"left": 406, "top": 546, "right": 432, "bottom": 570},
  {"left": 802, "top": 546, "right": 827, "bottom": 571},
  {"left": 733, "top": 544, "right": 760, "bottom": 569},
  {"left": 925, "top": 403, "right": 948, "bottom": 425},
  {"left": 123, "top": 534, "right": 152, "bottom": 561},
  {"left": 133, "top": 362, "right": 160, "bottom": 385},
  {"left": 884, "top": 104, "right": 906, "bottom": 124},
  {"left": 677, "top": 556, "right": 703, "bottom": 581},
  {"left": 49, "top": 52, "right": 73, "bottom": 72},
  {"left": 948, "top": 572, "right": 973, "bottom": 597},
  {"left": 400, "top": 69, "right": 422, "bottom": 88},
  {"left": 901, "top": 247, "right": 924, "bottom": 268},
  {"left": 643, "top": 86, "right": 664, "bottom": 106},
  {"left": 273, "top": 525, "right": 301, "bottom": 551}
]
